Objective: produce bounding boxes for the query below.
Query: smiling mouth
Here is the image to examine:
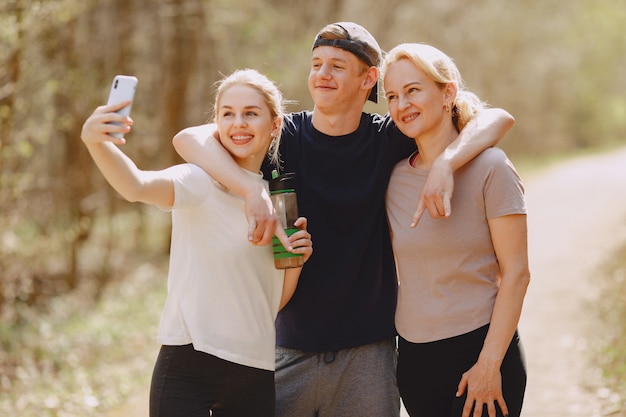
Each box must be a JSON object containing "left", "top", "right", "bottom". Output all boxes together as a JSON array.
[
  {"left": 401, "top": 113, "right": 419, "bottom": 123},
  {"left": 231, "top": 135, "right": 253, "bottom": 143}
]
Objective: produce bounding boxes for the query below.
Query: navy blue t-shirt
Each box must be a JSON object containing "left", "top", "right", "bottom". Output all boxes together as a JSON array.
[{"left": 262, "top": 111, "right": 416, "bottom": 352}]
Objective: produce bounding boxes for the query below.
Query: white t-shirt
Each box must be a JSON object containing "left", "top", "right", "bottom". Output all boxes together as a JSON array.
[
  {"left": 386, "top": 148, "right": 526, "bottom": 343},
  {"left": 157, "top": 164, "right": 284, "bottom": 371}
]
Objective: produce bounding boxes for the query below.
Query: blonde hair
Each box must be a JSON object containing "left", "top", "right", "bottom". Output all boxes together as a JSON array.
[
  {"left": 382, "top": 43, "right": 486, "bottom": 131},
  {"left": 212, "top": 69, "right": 285, "bottom": 166}
]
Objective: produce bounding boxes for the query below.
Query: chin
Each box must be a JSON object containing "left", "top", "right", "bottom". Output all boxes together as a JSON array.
[{"left": 397, "top": 126, "right": 417, "bottom": 139}]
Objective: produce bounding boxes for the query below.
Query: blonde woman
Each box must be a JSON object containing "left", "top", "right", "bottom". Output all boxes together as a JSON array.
[
  {"left": 81, "top": 69, "right": 312, "bottom": 417},
  {"left": 383, "top": 44, "right": 529, "bottom": 417}
]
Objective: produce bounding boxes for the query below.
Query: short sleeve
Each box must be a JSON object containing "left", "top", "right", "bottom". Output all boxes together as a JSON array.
[{"left": 483, "top": 149, "right": 527, "bottom": 219}]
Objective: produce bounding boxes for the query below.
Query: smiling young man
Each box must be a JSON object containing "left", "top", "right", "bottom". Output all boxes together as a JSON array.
[{"left": 173, "top": 22, "right": 514, "bottom": 417}]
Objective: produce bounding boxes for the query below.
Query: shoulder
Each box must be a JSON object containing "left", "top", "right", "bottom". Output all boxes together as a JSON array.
[
  {"left": 280, "top": 111, "right": 312, "bottom": 141},
  {"left": 168, "top": 163, "right": 221, "bottom": 192},
  {"left": 367, "top": 112, "right": 412, "bottom": 145},
  {"left": 283, "top": 110, "right": 311, "bottom": 128},
  {"left": 363, "top": 112, "right": 393, "bottom": 131},
  {"left": 469, "top": 148, "right": 523, "bottom": 187},
  {"left": 473, "top": 147, "right": 511, "bottom": 167},
  {"left": 167, "top": 163, "right": 209, "bottom": 180}
]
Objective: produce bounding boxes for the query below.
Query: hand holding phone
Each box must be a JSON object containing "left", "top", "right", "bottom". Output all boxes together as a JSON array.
[{"left": 106, "top": 75, "right": 137, "bottom": 139}]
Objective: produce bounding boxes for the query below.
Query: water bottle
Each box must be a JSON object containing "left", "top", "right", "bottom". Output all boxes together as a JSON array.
[{"left": 269, "top": 171, "right": 304, "bottom": 269}]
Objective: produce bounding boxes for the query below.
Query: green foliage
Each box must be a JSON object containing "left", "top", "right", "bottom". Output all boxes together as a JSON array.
[
  {"left": 1, "top": 0, "right": 625, "bottom": 414},
  {"left": 0, "top": 261, "right": 166, "bottom": 417}
]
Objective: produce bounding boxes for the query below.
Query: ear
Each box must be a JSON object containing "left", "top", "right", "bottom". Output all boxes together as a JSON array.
[
  {"left": 271, "top": 116, "right": 283, "bottom": 138},
  {"left": 443, "top": 82, "right": 457, "bottom": 105},
  {"left": 363, "top": 66, "right": 379, "bottom": 90}
]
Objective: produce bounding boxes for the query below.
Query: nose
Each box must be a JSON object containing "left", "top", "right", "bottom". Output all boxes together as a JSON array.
[
  {"left": 317, "top": 63, "right": 331, "bottom": 79},
  {"left": 398, "top": 93, "right": 411, "bottom": 110},
  {"left": 234, "top": 113, "right": 247, "bottom": 127}
]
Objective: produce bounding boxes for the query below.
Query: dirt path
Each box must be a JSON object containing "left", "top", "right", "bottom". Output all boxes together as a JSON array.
[
  {"left": 103, "top": 147, "right": 626, "bottom": 417},
  {"left": 514, "top": 146, "right": 626, "bottom": 417}
]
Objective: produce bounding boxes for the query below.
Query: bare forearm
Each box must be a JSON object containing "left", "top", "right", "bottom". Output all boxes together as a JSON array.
[
  {"left": 278, "top": 217, "right": 312, "bottom": 309},
  {"left": 173, "top": 124, "right": 259, "bottom": 198},
  {"left": 441, "top": 108, "right": 514, "bottom": 171},
  {"left": 479, "top": 271, "right": 529, "bottom": 366},
  {"left": 480, "top": 214, "right": 530, "bottom": 364},
  {"left": 279, "top": 269, "right": 302, "bottom": 310}
]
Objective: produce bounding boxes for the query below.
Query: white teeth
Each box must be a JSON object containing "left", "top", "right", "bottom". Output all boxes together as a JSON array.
[
  {"left": 402, "top": 113, "right": 418, "bottom": 123},
  {"left": 232, "top": 136, "right": 252, "bottom": 140}
]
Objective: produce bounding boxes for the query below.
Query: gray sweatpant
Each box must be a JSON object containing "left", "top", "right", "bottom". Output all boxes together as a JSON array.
[{"left": 274, "top": 338, "right": 400, "bottom": 417}]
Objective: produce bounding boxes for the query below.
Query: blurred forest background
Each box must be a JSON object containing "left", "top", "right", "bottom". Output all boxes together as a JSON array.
[{"left": 1, "top": 0, "right": 625, "bottom": 415}]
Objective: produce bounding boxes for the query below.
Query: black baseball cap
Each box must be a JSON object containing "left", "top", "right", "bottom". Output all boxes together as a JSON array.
[{"left": 312, "top": 22, "right": 382, "bottom": 103}]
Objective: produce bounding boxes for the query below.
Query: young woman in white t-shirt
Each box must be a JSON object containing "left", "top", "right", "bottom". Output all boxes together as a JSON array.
[
  {"left": 80, "top": 69, "right": 312, "bottom": 417},
  {"left": 382, "top": 44, "right": 529, "bottom": 417}
]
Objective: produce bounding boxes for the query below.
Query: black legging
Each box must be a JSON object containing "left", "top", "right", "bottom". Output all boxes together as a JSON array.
[
  {"left": 398, "top": 325, "right": 527, "bottom": 417},
  {"left": 149, "top": 344, "right": 275, "bottom": 417}
]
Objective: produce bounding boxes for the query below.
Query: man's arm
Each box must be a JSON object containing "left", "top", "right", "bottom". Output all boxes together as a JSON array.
[
  {"left": 172, "top": 124, "right": 290, "bottom": 248},
  {"left": 412, "top": 108, "right": 515, "bottom": 226}
]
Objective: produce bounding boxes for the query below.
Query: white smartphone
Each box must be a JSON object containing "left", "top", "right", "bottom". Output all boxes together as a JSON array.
[{"left": 106, "top": 75, "right": 138, "bottom": 138}]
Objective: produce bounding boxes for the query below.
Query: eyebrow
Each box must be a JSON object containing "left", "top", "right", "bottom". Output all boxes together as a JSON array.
[
  {"left": 402, "top": 81, "right": 422, "bottom": 88},
  {"left": 219, "top": 104, "right": 263, "bottom": 110},
  {"left": 385, "top": 81, "right": 422, "bottom": 95}
]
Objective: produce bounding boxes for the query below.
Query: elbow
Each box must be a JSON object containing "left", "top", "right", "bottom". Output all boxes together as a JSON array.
[
  {"left": 502, "top": 265, "right": 531, "bottom": 295},
  {"left": 172, "top": 124, "right": 217, "bottom": 162},
  {"left": 482, "top": 107, "right": 515, "bottom": 148},
  {"left": 172, "top": 128, "right": 191, "bottom": 156},
  {"left": 518, "top": 268, "right": 531, "bottom": 294},
  {"left": 522, "top": 269, "right": 531, "bottom": 287},
  {"left": 495, "top": 107, "right": 515, "bottom": 133},
  {"left": 502, "top": 109, "right": 515, "bottom": 131}
]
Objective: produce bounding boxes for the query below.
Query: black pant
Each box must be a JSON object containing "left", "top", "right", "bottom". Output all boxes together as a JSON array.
[
  {"left": 398, "top": 325, "right": 526, "bottom": 417},
  {"left": 150, "top": 344, "right": 275, "bottom": 417}
]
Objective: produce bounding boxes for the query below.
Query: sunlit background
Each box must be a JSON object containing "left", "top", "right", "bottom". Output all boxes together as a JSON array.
[{"left": 1, "top": 0, "right": 625, "bottom": 416}]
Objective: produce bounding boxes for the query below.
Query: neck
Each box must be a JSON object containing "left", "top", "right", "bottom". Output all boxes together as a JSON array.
[
  {"left": 413, "top": 125, "right": 458, "bottom": 169},
  {"left": 311, "top": 105, "right": 362, "bottom": 136},
  {"left": 235, "top": 155, "right": 264, "bottom": 174}
]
